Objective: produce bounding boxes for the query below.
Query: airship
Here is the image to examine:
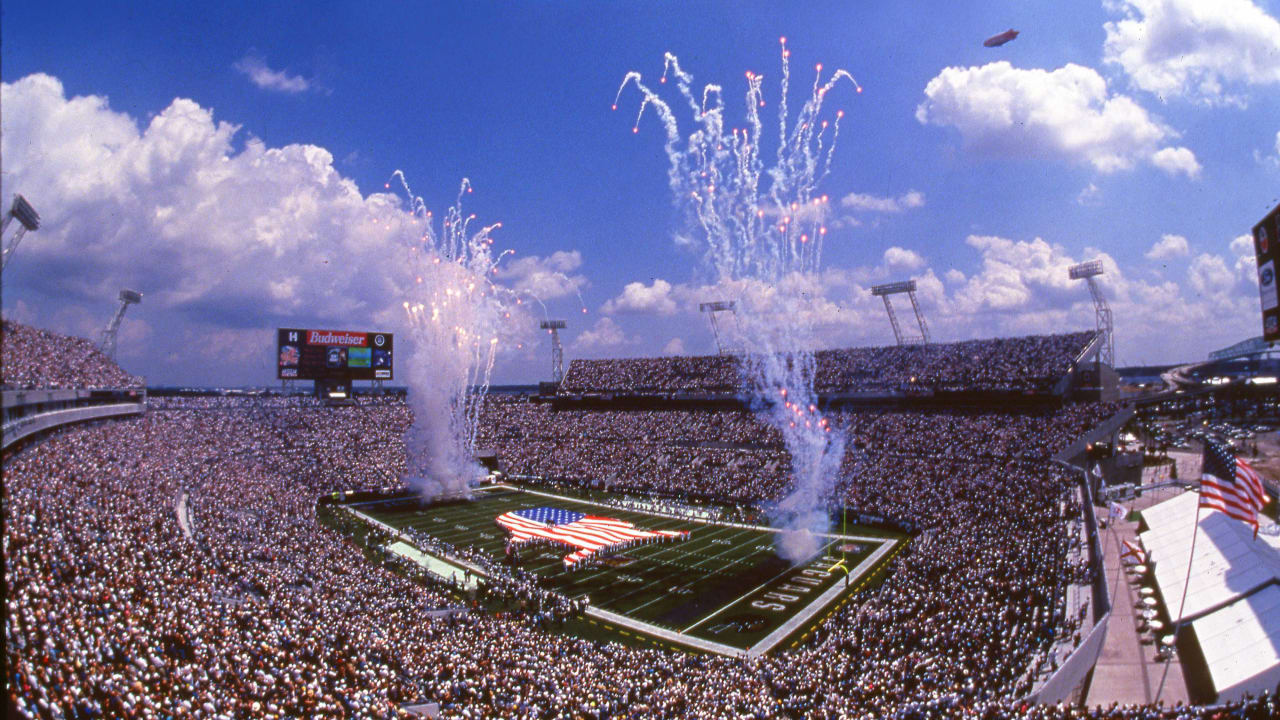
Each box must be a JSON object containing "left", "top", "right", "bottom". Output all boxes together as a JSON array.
[{"left": 983, "top": 29, "right": 1019, "bottom": 47}]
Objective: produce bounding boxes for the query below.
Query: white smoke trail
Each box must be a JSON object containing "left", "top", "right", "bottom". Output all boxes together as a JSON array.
[
  {"left": 393, "top": 175, "right": 510, "bottom": 501},
  {"left": 388, "top": 174, "right": 588, "bottom": 500},
  {"left": 617, "top": 40, "right": 861, "bottom": 563}
]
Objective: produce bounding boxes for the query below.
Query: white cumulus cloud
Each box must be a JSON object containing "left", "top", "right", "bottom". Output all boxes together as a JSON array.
[
  {"left": 1076, "top": 183, "right": 1103, "bottom": 206},
  {"left": 0, "top": 73, "right": 557, "bottom": 385},
  {"left": 601, "top": 279, "right": 679, "bottom": 316},
  {"left": 841, "top": 190, "right": 925, "bottom": 213},
  {"left": 1146, "top": 234, "right": 1190, "bottom": 259},
  {"left": 1188, "top": 252, "right": 1235, "bottom": 298},
  {"left": 1149, "top": 146, "right": 1202, "bottom": 178},
  {"left": 916, "top": 61, "right": 1193, "bottom": 176},
  {"left": 1103, "top": 0, "right": 1280, "bottom": 106},
  {"left": 575, "top": 317, "right": 631, "bottom": 351},
  {"left": 883, "top": 246, "right": 926, "bottom": 271},
  {"left": 495, "top": 250, "right": 587, "bottom": 301},
  {"left": 933, "top": 233, "right": 1258, "bottom": 364},
  {"left": 234, "top": 54, "right": 311, "bottom": 94}
]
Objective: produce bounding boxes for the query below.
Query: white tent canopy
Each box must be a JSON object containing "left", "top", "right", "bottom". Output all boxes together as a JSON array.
[
  {"left": 1190, "top": 585, "right": 1280, "bottom": 703},
  {"left": 1139, "top": 492, "right": 1280, "bottom": 623},
  {"left": 1139, "top": 491, "right": 1280, "bottom": 702}
]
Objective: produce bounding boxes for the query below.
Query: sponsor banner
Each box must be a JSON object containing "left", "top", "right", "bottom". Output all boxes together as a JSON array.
[
  {"left": 1260, "top": 260, "right": 1277, "bottom": 312},
  {"left": 1255, "top": 204, "right": 1280, "bottom": 341},
  {"left": 308, "top": 329, "right": 367, "bottom": 347},
  {"left": 277, "top": 328, "right": 393, "bottom": 381}
]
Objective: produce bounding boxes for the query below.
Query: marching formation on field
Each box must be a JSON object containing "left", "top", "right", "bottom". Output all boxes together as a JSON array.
[{"left": 4, "top": 322, "right": 1277, "bottom": 719}]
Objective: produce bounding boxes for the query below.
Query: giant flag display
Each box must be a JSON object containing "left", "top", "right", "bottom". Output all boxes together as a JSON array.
[
  {"left": 496, "top": 506, "right": 690, "bottom": 570},
  {"left": 1201, "top": 442, "right": 1267, "bottom": 537}
]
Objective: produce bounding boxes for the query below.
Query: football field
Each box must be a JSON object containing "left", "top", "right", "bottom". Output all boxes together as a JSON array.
[{"left": 344, "top": 485, "right": 906, "bottom": 656}]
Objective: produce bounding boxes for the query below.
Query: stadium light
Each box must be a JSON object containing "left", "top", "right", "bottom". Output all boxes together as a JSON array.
[
  {"left": 869, "top": 280, "right": 929, "bottom": 346},
  {"left": 1067, "top": 260, "right": 1104, "bottom": 280},
  {"left": 699, "top": 300, "right": 740, "bottom": 355},
  {"left": 99, "top": 289, "right": 143, "bottom": 360},
  {"left": 1, "top": 194, "right": 41, "bottom": 273},
  {"left": 1067, "top": 259, "right": 1114, "bottom": 367},
  {"left": 869, "top": 280, "right": 916, "bottom": 296},
  {"left": 540, "top": 319, "right": 566, "bottom": 382}
]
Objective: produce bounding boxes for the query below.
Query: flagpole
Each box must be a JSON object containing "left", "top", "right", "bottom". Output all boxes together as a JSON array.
[
  {"left": 1153, "top": 495, "right": 1202, "bottom": 703},
  {"left": 1107, "top": 504, "right": 1124, "bottom": 611}
]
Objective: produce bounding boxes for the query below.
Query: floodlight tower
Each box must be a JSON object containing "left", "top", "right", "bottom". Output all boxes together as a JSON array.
[
  {"left": 870, "top": 281, "right": 930, "bottom": 346},
  {"left": 100, "top": 289, "right": 142, "bottom": 360},
  {"left": 1068, "top": 259, "right": 1114, "bottom": 367},
  {"left": 698, "top": 300, "right": 739, "bottom": 355},
  {"left": 540, "top": 319, "right": 566, "bottom": 382},
  {"left": 1, "top": 195, "right": 41, "bottom": 273}
]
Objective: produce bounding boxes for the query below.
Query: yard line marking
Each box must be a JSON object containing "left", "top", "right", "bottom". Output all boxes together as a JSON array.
[
  {"left": 744, "top": 537, "right": 900, "bottom": 658},
  {"left": 680, "top": 538, "right": 843, "bottom": 634},
  {"left": 615, "top": 527, "right": 769, "bottom": 614}
]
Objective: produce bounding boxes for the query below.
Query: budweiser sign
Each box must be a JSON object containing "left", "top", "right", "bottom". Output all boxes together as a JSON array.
[{"left": 307, "top": 330, "right": 367, "bottom": 347}]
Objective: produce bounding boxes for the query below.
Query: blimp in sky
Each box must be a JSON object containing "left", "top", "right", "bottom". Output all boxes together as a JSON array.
[{"left": 983, "top": 29, "right": 1019, "bottom": 47}]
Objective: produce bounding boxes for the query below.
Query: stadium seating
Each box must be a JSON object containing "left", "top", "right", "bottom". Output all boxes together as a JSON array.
[
  {"left": 559, "top": 331, "right": 1094, "bottom": 396},
  {"left": 2, "top": 320, "right": 144, "bottom": 390},
  {"left": 4, "top": 327, "right": 1276, "bottom": 719}
]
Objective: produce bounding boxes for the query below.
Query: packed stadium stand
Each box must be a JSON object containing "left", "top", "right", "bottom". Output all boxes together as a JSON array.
[
  {"left": 2, "top": 321, "right": 146, "bottom": 451},
  {"left": 558, "top": 331, "right": 1095, "bottom": 396},
  {"left": 5, "top": 324, "right": 1277, "bottom": 719},
  {"left": 2, "top": 320, "right": 143, "bottom": 390}
]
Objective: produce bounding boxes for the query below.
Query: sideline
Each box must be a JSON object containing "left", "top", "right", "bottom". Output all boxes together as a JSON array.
[
  {"left": 345, "top": 506, "right": 489, "bottom": 581},
  {"left": 387, "top": 541, "right": 481, "bottom": 591},
  {"left": 745, "top": 538, "right": 897, "bottom": 658}
]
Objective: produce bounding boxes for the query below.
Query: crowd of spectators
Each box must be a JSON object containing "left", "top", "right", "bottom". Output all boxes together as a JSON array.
[
  {"left": 479, "top": 398, "right": 1117, "bottom": 515},
  {"left": 559, "top": 331, "right": 1094, "bottom": 396},
  {"left": 2, "top": 321, "right": 143, "bottom": 390},
  {"left": 6, "top": 361, "right": 1277, "bottom": 717}
]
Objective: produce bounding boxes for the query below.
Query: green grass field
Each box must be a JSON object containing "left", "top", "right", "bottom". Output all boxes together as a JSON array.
[{"left": 343, "top": 485, "right": 906, "bottom": 656}]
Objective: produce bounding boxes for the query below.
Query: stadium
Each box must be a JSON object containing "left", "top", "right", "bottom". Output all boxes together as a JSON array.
[
  {"left": 6, "top": 4, "right": 1280, "bottom": 718},
  {"left": 5, "top": 309, "right": 1280, "bottom": 718}
]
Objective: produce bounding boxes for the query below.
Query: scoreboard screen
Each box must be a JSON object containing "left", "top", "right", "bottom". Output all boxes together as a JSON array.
[
  {"left": 1254, "top": 203, "right": 1280, "bottom": 342},
  {"left": 277, "top": 328, "right": 394, "bottom": 381}
]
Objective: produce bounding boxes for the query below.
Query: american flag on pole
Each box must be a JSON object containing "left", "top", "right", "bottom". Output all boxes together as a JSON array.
[
  {"left": 1200, "top": 442, "right": 1267, "bottom": 537},
  {"left": 496, "top": 507, "right": 689, "bottom": 569}
]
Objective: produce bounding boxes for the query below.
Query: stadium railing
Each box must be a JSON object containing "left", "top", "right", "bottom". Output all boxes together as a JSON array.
[
  {"left": 2, "top": 388, "right": 146, "bottom": 450},
  {"left": 1022, "top": 405, "right": 1134, "bottom": 704},
  {"left": 1053, "top": 407, "right": 1135, "bottom": 468},
  {"left": 1028, "top": 459, "right": 1112, "bottom": 705}
]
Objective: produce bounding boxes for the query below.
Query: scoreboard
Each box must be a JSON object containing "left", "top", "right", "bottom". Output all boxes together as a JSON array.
[
  {"left": 1254, "top": 203, "right": 1280, "bottom": 342},
  {"left": 277, "top": 328, "right": 394, "bottom": 381}
]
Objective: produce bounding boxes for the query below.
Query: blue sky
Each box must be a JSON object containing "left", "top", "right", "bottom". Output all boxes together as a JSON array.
[{"left": 3, "top": 0, "right": 1280, "bottom": 385}]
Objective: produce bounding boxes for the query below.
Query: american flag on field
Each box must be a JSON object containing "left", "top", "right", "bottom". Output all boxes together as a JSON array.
[
  {"left": 1200, "top": 442, "right": 1268, "bottom": 537},
  {"left": 496, "top": 506, "right": 689, "bottom": 569}
]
